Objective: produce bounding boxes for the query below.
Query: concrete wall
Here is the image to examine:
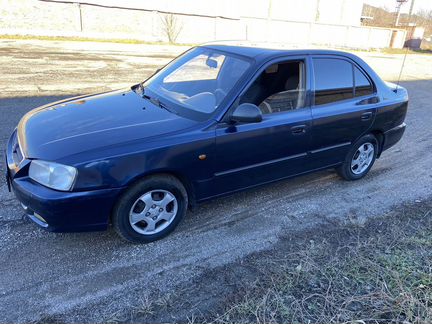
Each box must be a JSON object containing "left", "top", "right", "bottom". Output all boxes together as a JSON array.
[
  {"left": 237, "top": 0, "right": 363, "bottom": 26},
  {"left": 317, "top": 0, "right": 363, "bottom": 26},
  {"left": 243, "top": 18, "right": 402, "bottom": 49},
  {"left": 0, "top": 0, "right": 406, "bottom": 49}
]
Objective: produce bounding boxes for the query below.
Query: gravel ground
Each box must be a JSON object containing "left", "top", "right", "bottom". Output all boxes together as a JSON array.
[{"left": 0, "top": 40, "right": 431, "bottom": 323}]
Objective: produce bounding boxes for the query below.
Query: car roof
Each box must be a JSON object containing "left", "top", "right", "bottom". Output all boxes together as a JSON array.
[{"left": 200, "top": 41, "right": 357, "bottom": 63}]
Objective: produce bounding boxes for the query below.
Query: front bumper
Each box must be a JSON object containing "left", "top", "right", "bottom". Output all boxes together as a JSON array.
[
  {"left": 10, "top": 176, "right": 124, "bottom": 232},
  {"left": 5, "top": 130, "right": 124, "bottom": 232}
]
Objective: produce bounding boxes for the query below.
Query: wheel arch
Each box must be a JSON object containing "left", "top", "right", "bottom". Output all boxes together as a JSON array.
[
  {"left": 122, "top": 170, "right": 196, "bottom": 208},
  {"left": 369, "top": 129, "right": 384, "bottom": 158}
]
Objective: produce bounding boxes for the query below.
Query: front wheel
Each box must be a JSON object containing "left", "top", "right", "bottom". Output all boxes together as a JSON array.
[
  {"left": 112, "top": 174, "right": 188, "bottom": 243},
  {"left": 337, "top": 134, "right": 378, "bottom": 180}
]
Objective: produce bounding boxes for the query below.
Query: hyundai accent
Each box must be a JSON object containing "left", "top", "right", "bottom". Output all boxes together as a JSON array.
[{"left": 5, "top": 45, "right": 408, "bottom": 243}]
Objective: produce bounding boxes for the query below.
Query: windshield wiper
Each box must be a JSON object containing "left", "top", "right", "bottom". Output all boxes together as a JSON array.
[
  {"left": 134, "top": 83, "right": 177, "bottom": 114},
  {"left": 142, "top": 92, "right": 177, "bottom": 115}
]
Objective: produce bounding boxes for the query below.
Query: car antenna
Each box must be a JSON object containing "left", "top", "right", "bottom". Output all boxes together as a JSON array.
[
  {"left": 395, "top": 1, "right": 414, "bottom": 93},
  {"left": 395, "top": 43, "right": 409, "bottom": 93}
]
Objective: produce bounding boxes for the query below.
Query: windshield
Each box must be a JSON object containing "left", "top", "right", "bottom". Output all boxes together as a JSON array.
[{"left": 143, "top": 47, "right": 251, "bottom": 118}]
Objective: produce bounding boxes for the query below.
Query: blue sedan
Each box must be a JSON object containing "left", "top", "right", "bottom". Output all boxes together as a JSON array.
[{"left": 5, "top": 44, "right": 408, "bottom": 243}]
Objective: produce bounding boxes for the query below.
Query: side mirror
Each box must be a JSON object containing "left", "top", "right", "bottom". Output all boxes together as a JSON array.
[{"left": 230, "top": 103, "right": 262, "bottom": 123}]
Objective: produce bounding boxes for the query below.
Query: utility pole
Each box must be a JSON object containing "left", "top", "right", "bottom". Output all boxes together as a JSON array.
[
  {"left": 267, "top": 0, "right": 272, "bottom": 21},
  {"left": 266, "top": 0, "right": 272, "bottom": 41},
  {"left": 408, "top": 0, "right": 415, "bottom": 18},
  {"left": 395, "top": 0, "right": 408, "bottom": 27}
]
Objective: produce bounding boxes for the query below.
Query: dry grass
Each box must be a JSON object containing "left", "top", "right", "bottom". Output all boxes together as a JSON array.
[
  {"left": 209, "top": 203, "right": 432, "bottom": 324},
  {"left": 0, "top": 34, "right": 195, "bottom": 46},
  {"left": 381, "top": 47, "right": 432, "bottom": 55}
]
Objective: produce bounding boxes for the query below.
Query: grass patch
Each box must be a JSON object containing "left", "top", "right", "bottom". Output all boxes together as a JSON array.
[
  {"left": 207, "top": 202, "right": 432, "bottom": 324},
  {"left": 0, "top": 34, "right": 195, "bottom": 46},
  {"left": 381, "top": 47, "right": 432, "bottom": 55}
]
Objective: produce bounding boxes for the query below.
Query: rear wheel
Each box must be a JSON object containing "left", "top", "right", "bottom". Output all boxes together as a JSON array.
[
  {"left": 337, "top": 134, "right": 377, "bottom": 180},
  {"left": 112, "top": 174, "right": 188, "bottom": 243}
]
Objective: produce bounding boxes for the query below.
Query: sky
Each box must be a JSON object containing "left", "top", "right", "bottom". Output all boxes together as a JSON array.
[{"left": 363, "top": 0, "right": 432, "bottom": 13}]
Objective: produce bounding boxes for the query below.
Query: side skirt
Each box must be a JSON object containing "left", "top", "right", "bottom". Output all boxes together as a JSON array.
[{"left": 195, "top": 162, "right": 343, "bottom": 204}]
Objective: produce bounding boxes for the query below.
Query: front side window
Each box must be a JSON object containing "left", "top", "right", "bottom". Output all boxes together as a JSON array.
[
  {"left": 240, "top": 60, "right": 306, "bottom": 114},
  {"left": 313, "top": 58, "right": 354, "bottom": 105},
  {"left": 143, "top": 47, "right": 251, "bottom": 118}
]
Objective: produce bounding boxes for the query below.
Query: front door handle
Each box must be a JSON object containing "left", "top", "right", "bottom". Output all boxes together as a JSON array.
[
  {"left": 291, "top": 125, "right": 307, "bottom": 135},
  {"left": 361, "top": 112, "right": 373, "bottom": 121}
]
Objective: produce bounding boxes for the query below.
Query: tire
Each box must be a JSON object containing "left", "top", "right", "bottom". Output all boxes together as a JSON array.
[
  {"left": 336, "top": 134, "right": 378, "bottom": 181},
  {"left": 112, "top": 174, "right": 188, "bottom": 243}
]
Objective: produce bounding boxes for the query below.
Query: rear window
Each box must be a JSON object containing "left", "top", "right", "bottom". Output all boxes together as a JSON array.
[{"left": 313, "top": 58, "right": 354, "bottom": 105}]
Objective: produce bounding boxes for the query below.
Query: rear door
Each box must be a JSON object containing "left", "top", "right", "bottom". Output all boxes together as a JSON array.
[{"left": 308, "top": 55, "right": 379, "bottom": 168}]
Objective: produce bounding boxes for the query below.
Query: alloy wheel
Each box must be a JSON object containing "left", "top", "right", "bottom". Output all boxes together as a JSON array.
[
  {"left": 350, "top": 142, "right": 375, "bottom": 175},
  {"left": 129, "top": 190, "right": 178, "bottom": 235}
]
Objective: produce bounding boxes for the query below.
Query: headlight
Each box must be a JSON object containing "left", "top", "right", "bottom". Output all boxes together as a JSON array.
[{"left": 29, "top": 160, "right": 77, "bottom": 191}]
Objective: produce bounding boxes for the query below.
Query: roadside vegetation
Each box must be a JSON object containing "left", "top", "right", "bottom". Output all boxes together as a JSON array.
[
  {"left": 116, "top": 199, "right": 432, "bottom": 324},
  {"left": 207, "top": 201, "right": 432, "bottom": 324},
  {"left": 0, "top": 34, "right": 194, "bottom": 46},
  {"left": 381, "top": 47, "right": 432, "bottom": 55},
  {"left": 2, "top": 35, "right": 431, "bottom": 55}
]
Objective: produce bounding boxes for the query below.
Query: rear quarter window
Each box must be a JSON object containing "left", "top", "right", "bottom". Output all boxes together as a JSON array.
[{"left": 354, "top": 66, "right": 374, "bottom": 97}]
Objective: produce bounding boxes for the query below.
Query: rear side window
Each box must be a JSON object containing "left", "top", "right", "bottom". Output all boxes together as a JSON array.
[
  {"left": 354, "top": 66, "right": 374, "bottom": 97},
  {"left": 313, "top": 58, "right": 354, "bottom": 105}
]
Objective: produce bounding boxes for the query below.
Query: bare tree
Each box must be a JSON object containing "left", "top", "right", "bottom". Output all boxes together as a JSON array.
[
  {"left": 160, "top": 14, "right": 182, "bottom": 44},
  {"left": 361, "top": 4, "right": 395, "bottom": 27},
  {"left": 415, "top": 9, "right": 432, "bottom": 35}
]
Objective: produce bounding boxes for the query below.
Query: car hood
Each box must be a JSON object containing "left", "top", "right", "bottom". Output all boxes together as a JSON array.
[{"left": 17, "top": 89, "right": 197, "bottom": 161}]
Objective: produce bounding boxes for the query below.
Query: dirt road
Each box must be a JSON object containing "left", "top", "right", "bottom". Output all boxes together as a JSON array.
[{"left": 0, "top": 40, "right": 431, "bottom": 322}]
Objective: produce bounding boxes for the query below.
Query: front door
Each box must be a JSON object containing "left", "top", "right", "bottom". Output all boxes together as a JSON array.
[{"left": 211, "top": 57, "right": 313, "bottom": 197}]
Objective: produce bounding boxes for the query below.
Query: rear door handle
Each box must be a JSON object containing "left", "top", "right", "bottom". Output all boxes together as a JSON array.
[
  {"left": 291, "top": 125, "right": 307, "bottom": 135},
  {"left": 361, "top": 112, "right": 373, "bottom": 121}
]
